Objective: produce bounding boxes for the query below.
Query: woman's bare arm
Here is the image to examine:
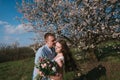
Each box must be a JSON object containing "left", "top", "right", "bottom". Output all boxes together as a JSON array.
[{"left": 56, "top": 60, "right": 63, "bottom": 68}]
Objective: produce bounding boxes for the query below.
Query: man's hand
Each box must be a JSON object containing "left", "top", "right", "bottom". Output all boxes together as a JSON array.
[{"left": 36, "top": 69, "right": 44, "bottom": 76}]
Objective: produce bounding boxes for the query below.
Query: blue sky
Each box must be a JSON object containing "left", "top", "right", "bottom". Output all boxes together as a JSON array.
[{"left": 0, "top": 0, "right": 35, "bottom": 46}]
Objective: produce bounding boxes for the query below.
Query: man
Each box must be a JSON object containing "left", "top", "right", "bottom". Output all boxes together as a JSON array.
[{"left": 32, "top": 33, "right": 56, "bottom": 80}]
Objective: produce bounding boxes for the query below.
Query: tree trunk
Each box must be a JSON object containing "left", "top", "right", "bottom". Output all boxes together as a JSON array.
[{"left": 86, "top": 48, "right": 98, "bottom": 62}]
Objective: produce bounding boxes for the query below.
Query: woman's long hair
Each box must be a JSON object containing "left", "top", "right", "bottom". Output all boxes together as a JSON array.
[{"left": 57, "top": 39, "right": 78, "bottom": 72}]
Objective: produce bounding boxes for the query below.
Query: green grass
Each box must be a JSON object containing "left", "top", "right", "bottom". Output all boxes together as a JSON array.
[
  {"left": 0, "top": 57, "right": 76, "bottom": 80},
  {"left": 0, "top": 40, "right": 120, "bottom": 80},
  {"left": 101, "top": 56, "right": 120, "bottom": 62},
  {"left": 0, "top": 58, "right": 34, "bottom": 80},
  {"left": 63, "top": 71, "right": 75, "bottom": 80},
  {"left": 0, "top": 57, "right": 120, "bottom": 80}
]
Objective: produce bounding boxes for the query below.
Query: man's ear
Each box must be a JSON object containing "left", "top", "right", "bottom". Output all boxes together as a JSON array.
[
  {"left": 45, "top": 40, "right": 47, "bottom": 43},
  {"left": 45, "top": 38, "right": 48, "bottom": 43}
]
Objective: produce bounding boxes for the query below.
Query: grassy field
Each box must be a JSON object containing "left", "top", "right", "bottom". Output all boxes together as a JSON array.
[
  {"left": 0, "top": 58, "right": 34, "bottom": 80},
  {"left": 0, "top": 41, "right": 120, "bottom": 80},
  {"left": 0, "top": 57, "right": 120, "bottom": 80},
  {"left": 0, "top": 57, "right": 75, "bottom": 80}
]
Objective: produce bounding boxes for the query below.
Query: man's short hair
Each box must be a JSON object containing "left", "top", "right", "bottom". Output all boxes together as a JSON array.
[{"left": 44, "top": 33, "right": 55, "bottom": 40}]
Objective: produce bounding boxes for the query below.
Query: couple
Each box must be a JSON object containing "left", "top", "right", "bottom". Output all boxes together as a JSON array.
[{"left": 33, "top": 33, "right": 77, "bottom": 80}]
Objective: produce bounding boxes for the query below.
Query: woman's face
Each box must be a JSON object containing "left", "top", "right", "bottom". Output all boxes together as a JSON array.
[{"left": 55, "top": 42, "right": 62, "bottom": 53}]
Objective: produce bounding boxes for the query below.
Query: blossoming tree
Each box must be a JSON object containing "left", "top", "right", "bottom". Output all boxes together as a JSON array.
[{"left": 17, "top": 0, "right": 120, "bottom": 61}]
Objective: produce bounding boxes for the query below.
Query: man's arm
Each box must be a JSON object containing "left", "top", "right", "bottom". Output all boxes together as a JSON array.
[
  {"left": 34, "top": 48, "right": 44, "bottom": 64},
  {"left": 34, "top": 48, "right": 45, "bottom": 77}
]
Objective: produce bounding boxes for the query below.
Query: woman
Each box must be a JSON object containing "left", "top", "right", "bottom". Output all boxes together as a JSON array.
[{"left": 50, "top": 39, "right": 77, "bottom": 80}]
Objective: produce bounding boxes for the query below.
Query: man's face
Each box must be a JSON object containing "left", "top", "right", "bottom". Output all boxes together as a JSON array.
[{"left": 46, "top": 36, "right": 56, "bottom": 48}]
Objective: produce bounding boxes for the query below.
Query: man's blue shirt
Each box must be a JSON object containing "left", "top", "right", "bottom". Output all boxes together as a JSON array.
[{"left": 33, "top": 44, "right": 56, "bottom": 80}]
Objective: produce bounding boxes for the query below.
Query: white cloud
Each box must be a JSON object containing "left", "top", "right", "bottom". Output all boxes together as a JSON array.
[
  {"left": 0, "top": 20, "right": 8, "bottom": 25},
  {"left": 5, "top": 24, "right": 16, "bottom": 34},
  {"left": 0, "top": 20, "right": 33, "bottom": 34},
  {"left": 15, "top": 24, "right": 33, "bottom": 34},
  {"left": 18, "top": 23, "right": 33, "bottom": 32},
  {"left": 0, "top": 20, "right": 34, "bottom": 46}
]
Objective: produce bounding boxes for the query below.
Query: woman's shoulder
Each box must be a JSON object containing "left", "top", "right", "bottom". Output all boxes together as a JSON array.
[
  {"left": 59, "top": 56, "right": 64, "bottom": 60},
  {"left": 54, "top": 54, "right": 64, "bottom": 62}
]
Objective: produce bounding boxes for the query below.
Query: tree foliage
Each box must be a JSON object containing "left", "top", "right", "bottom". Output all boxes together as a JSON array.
[{"left": 17, "top": 0, "right": 120, "bottom": 50}]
